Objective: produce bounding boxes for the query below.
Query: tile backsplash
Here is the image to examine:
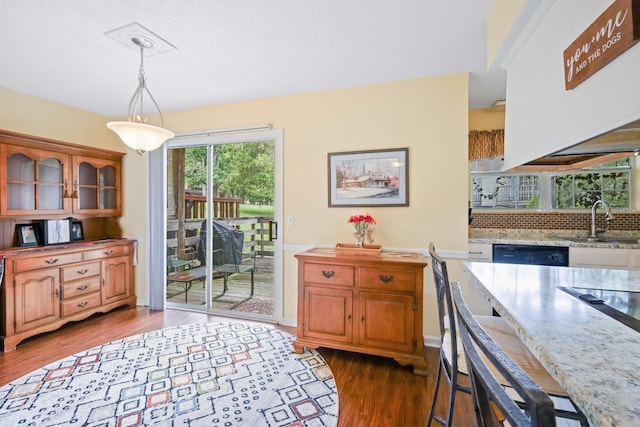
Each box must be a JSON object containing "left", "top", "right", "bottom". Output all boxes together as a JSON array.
[{"left": 471, "top": 211, "right": 640, "bottom": 234}]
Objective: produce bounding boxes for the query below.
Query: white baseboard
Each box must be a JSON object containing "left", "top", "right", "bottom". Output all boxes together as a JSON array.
[
  {"left": 423, "top": 335, "right": 441, "bottom": 349},
  {"left": 279, "top": 317, "right": 297, "bottom": 328}
]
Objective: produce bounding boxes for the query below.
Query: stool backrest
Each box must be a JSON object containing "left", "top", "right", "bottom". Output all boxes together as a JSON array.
[
  {"left": 450, "top": 281, "right": 557, "bottom": 427},
  {"left": 429, "top": 242, "right": 460, "bottom": 377}
]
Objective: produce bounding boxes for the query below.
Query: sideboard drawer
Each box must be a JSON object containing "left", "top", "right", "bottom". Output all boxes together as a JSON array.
[
  {"left": 61, "top": 262, "right": 101, "bottom": 282},
  {"left": 13, "top": 252, "right": 83, "bottom": 272},
  {"left": 359, "top": 267, "right": 416, "bottom": 292},
  {"left": 303, "top": 263, "right": 355, "bottom": 287},
  {"left": 83, "top": 245, "right": 129, "bottom": 260},
  {"left": 61, "top": 277, "right": 101, "bottom": 300},
  {"left": 61, "top": 292, "right": 102, "bottom": 317}
]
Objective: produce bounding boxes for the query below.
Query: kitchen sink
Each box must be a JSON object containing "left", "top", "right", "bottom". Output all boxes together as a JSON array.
[{"left": 561, "top": 237, "right": 640, "bottom": 244}]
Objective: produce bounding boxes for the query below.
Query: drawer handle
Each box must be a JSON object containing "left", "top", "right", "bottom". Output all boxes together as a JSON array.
[
  {"left": 321, "top": 270, "right": 335, "bottom": 279},
  {"left": 77, "top": 269, "right": 89, "bottom": 275},
  {"left": 378, "top": 274, "right": 394, "bottom": 283},
  {"left": 104, "top": 250, "right": 113, "bottom": 255},
  {"left": 77, "top": 285, "right": 89, "bottom": 291},
  {"left": 77, "top": 301, "right": 88, "bottom": 308},
  {"left": 45, "top": 258, "right": 59, "bottom": 264}
]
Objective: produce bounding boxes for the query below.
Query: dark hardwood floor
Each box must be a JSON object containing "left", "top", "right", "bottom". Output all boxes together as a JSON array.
[{"left": 0, "top": 306, "right": 476, "bottom": 426}]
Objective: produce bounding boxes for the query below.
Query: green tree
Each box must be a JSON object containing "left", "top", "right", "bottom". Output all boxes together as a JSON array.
[
  {"left": 185, "top": 146, "right": 207, "bottom": 189},
  {"left": 182, "top": 141, "right": 275, "bottom": 205},
  {"left": 226, "top": 141, "right": 274, "bottom": 204}
]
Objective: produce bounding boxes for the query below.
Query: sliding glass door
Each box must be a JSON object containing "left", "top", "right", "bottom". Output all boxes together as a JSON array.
[{"left": 158, "top": 130, "right": 282, "bottom": 322}]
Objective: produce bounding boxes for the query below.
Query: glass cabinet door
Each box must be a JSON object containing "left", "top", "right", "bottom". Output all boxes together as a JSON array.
[
  {"left": 1, "top": 147, "right": 69, "bottom": 216},
  {"left": 99, "top": 165, "right": 117, "bottom": 210},
  {"left": 73, "top": 156, "right": 121, "bottom": 215},
  {"left": 77, "top": 162, "right": 98, "bottom": 210},
  {"left": 38, "top": 158, "right": 65, "bottom": 210},
  {"left": 6, "top": 153, "right": 36, "bottom": 211}
]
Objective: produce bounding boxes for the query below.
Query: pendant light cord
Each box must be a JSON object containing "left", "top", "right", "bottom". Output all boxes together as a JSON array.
[{"left": 127, "top": 42, "right": 165, "bottom": 128}]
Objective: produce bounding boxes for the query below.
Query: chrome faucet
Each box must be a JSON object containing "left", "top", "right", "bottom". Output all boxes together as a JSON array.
[{"left": 589, "top": 200, "right": 614, "bottom": 238}]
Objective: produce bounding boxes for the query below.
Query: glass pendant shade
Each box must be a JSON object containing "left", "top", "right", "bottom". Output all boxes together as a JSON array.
[{"left": 107, "top": 121, "right": 174, "bottom": 154}]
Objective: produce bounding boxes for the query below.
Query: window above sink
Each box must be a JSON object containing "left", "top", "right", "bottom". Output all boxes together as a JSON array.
[{"left": 470, "top": 157, "right": 632, "bottom": 210}]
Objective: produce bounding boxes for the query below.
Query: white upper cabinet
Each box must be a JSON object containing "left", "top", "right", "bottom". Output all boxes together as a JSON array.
[{"left": 502, "top": 0, "right": 640, "bottom": 170}]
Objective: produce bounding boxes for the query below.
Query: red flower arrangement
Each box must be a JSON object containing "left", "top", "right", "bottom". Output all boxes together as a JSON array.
[{"left": 348, "top": 213, "right": 376, "bottom": 233}]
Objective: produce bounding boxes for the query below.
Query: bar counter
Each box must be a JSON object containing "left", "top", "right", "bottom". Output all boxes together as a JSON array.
[{"left": 463, "top": 262, "right": 640, "bottom": 427}]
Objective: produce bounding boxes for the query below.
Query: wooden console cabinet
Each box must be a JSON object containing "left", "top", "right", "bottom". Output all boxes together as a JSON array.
[
  {"left": 293, "top": 248, "right": 428, "bottom": 375},
  {"left": 1, "top": 239, "right": 135, "bottom": 351}
]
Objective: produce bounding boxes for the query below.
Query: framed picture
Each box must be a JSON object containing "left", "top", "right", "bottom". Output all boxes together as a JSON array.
[
  {"left": 16, "top": 224, "right": 40, "bottom": 247},
  {"left": 328, "top": 148, "right": 409, "bottom": 207},
  {"left": 71, "top": 221, "right": 84, "bottom": 241},
  {"left": 43, "top": 219, "right": 72, "bottom": 245}
]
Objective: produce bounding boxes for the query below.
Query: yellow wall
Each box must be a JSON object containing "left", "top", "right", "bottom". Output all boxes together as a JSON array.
[
  {"left": 469, "top": 108, "right": 505, "bottom": 130},
  {"left": 1, "top": 74, "right": 471, "bottom": 337},
  {"left": 0, "top": 86, "right": 150, "bottom": 299}
]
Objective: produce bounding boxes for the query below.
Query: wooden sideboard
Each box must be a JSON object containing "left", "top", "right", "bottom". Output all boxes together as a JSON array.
[
  {"left": 0, "top": 239, "right": 135, "bottom": 351},
  {"left": 293, "top": 247, "right": 428, "bottom": 375}
]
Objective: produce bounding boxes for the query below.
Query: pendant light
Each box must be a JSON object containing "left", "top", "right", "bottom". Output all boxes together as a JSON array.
[{"left": 107, "top": 36, "right": 174, "bottom": 155}]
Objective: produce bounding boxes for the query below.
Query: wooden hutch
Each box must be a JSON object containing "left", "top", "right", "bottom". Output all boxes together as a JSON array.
[{"left": 0, "top": 130, "right": 135, "bottom": 351}]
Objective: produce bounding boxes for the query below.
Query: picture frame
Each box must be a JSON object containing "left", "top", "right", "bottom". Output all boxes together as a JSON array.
[
  {"left": 71, "top": 221, "right": 84, "bottom": 241},
  {"left": 328, "top": 148, "right": 409, "bottom": 207},
  {"left": 16, "top": 224, "right": 40, "bottom": 247},
  {"left": 43, "top": 219, "right": 72, "bottom": 245}
]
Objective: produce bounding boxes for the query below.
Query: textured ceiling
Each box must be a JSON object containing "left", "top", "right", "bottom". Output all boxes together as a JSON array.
[{"left": 0, "top": 0, "right": 507, "bottom": 117}]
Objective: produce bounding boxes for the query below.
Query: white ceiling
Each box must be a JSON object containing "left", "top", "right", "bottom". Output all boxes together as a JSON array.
[{"left": 0, "top": 0, "right": 507, "bottom": 117}]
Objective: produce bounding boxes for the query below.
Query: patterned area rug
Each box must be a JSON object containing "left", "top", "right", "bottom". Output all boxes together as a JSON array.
[{"left": 0, "top": 322, "right": 338, "bottom": 426}]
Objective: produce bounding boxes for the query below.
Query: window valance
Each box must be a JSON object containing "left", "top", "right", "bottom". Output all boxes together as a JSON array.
[{"left": 469, "top": 129, "right": 504, "bottom": 161}]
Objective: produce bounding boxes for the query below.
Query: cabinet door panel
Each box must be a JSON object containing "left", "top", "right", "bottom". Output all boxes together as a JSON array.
[
  {"left": 14, "top": 269, "right": 60, "bottom": 332},
  {"left": 0, "top": 146, "right": 70, "bottom": 216},
  {"left": 73, "top": 157, "right": 121, "bottom": 215},
  {"left": 102, "top": 255, "right": 130, "bottom": 304},
  {"left": 359, "top": 292, "right": 414, "bottom": 352},
  {"left": 303, "top": 286, "right": 352, "bottom": 344}
]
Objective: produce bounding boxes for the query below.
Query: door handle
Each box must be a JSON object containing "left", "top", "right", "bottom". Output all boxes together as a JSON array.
[{"left": 269, "top": 221, "right": 278, "bottom": 240}]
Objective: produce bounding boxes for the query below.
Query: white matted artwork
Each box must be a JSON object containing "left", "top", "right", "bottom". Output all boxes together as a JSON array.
[
  {"left": 328, "top": 147, "right": 408, "bottom": 207},
  {"left": 44, "top": 219, "right": 72, "bottom": 245}
]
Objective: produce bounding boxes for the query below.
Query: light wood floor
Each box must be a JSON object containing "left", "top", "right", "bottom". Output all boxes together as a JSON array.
[{"left": 0, "top": 306, "right": 476, "bottom": 426}]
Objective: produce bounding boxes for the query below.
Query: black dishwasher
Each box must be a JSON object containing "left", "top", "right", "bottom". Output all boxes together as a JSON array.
[{"left": 492, "top": 244, "right": 569, "bottom": 266}]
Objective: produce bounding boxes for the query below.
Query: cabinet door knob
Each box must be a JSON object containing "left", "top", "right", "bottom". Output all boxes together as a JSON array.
[
  {"left": 104, "top": 250, "right": 113, "bottom": 255},
  {"left": 77, "top": 285, "right": 88, "bottom": 291},
  {"left": 378, "top": 274, "right": 394, "bottom": 283},
  {"left": 45, "top": 258, "right": 59, "bottom": 264},
  {"left": 321, "top": 270, "right": 335, "bottom": 279},
  {"left": 77, "top": 269, "right": 88, "bottom": 275}
]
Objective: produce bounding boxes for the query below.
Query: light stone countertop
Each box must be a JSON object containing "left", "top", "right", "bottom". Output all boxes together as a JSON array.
[
  {"left": 463, "top": 262, "right": 640, "bottom": 427},
  {"left": 469, "top": 236, "right": 640, "bottom": 249}
]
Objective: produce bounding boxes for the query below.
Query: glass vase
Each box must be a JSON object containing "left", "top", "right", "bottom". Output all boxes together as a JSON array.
[{"left": 353, "top": 232, "right": 365, "bottom": 248}]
